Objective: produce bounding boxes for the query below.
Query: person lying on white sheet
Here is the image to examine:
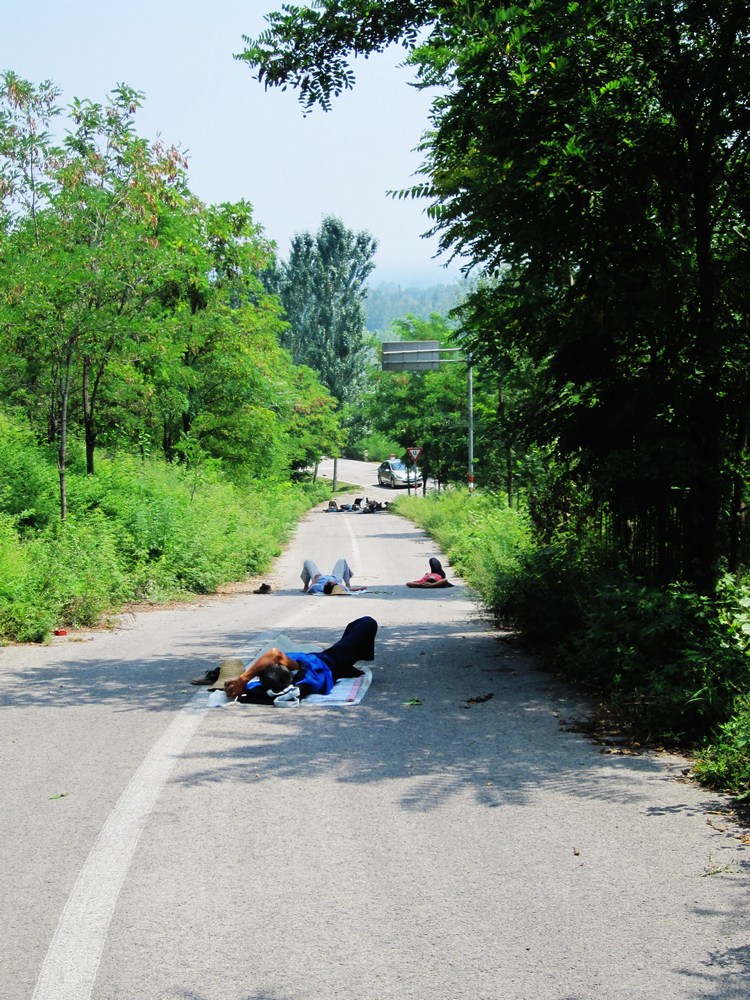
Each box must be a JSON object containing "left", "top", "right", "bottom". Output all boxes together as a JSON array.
[{"left": 223, "top": 616, "right": 378, "bottom": 701}]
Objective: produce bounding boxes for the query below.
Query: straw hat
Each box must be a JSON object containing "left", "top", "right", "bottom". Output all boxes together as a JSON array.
[{"left": 207, "top": 657, "right": 246, "bottom": 691}]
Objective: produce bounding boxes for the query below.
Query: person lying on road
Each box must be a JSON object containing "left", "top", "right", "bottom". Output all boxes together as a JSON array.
[
  {"left": 223, "top": 616, "right": 378, "bottom": 701},
  {"left": 406, "top": 557, "right": 454, "bottom": 588},
  {"left": 301, "top": 557, "right": 367, "bottom": 595}
]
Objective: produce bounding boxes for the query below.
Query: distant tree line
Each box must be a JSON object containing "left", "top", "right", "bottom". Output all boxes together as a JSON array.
[{"left": 363, "top": 281, "right": 464, "bottom": 334}]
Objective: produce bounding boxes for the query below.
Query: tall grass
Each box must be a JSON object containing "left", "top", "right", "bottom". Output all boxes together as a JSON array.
[
  {"left": 396, "top": 488, "right": 750, "bottom": 797},
  {"left": 396, "top": 488, "right": 532, "bottom": 606},
  {"left": 0, "top": 437, "right": 328, "bottom": 642}
]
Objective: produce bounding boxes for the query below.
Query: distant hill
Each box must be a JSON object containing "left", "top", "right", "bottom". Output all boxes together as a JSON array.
[{"left": 364, "top": 281, "right": 466, "bottom": 333}]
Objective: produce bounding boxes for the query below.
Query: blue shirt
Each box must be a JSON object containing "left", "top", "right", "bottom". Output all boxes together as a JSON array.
[
  {"left": 307, "top": 575, "right": 348, "bottom": 595},
  {"left": 245, "top": 651, "right": 334, "bottom": 698}
]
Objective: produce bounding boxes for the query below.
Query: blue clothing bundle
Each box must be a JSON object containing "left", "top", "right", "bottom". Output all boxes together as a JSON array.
[{"left": 245, "top": 650, "right": 334, "bottom": 699}]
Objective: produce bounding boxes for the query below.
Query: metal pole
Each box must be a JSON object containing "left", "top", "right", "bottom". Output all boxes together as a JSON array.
[{"left": 468, "top": 357, "right": 475, "bottom": 493}]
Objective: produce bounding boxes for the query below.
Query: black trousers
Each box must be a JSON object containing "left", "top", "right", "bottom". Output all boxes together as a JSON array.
[{"left": 320, "top": 616, "right": 378, "bottom": 679}]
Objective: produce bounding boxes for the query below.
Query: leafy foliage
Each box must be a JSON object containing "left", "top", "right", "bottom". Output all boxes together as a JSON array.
[
  {"left": 501, "top": 540, "right": 750, "bottom": 742},
  {"left": 0, "top": 75, "right": 344, "bottom": 509},
  {"left": 0, "top": 411, "right": 57, "bottom": 529},
  {"left": 268, "top": 215, "right": 377, "bottom": 409},
  {"left": 239, "top": 2, "right": 750, "bottom": 591},
  {"left": 399, "top": 486, "right": 750, "bottom": 760},
  {"left": 695, "top": 695, "right": 750, "bottom": 797},
  {"left": 236, "top": 1, "right": 433, "bottom": 111},
  {"left": 0, "top": 433, "right": 330, "bottom": 643}
]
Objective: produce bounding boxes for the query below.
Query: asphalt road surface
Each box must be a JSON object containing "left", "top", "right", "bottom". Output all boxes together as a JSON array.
[
  {"left": 2, "top": 476, "right": 749, "bottom": 1000},
  {"left": 316, "top": 456, "right": 431, "bottom": 495}
]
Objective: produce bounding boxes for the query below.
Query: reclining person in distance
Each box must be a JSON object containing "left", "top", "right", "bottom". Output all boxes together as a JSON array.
[
  {"left": 406, "top": 557, "right": 454, "bottom": 588},
  {"left": 301, "top": 557, "right": 366, "bottom": 595}
]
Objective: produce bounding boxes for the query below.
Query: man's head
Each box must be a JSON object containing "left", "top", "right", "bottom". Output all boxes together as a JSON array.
[{"left": 259, "top": 664, "right": 293, "bottom": 694}]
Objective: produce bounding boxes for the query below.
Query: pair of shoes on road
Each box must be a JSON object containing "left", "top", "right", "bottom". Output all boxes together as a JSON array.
[
  {"left": 254, "top": 582, "right": 272, "bottom": 594},
  {"left": 190, "top": 667, "right": 221, "bottom": 687}
]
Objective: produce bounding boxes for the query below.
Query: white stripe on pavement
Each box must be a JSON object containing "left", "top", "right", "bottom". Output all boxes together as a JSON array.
[
  {"left": 32, "top": 694, "right": 207, "bottom": 1000},
  {"left": 33, "top": 603, "right": 330, "bottom": 1000},
  {"left": 344, "top": 512, "right": 361, "bottom": 569}
]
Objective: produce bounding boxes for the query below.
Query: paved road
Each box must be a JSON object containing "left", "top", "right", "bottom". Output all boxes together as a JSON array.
[
  {"left": 317, "top": 456, "right": 431, "bottom": 495},
  {"left": 2, "top": 482, "right": 749, "bottom": 1000}
]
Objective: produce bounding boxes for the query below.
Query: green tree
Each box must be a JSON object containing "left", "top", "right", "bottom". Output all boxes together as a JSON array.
[
  {"left": 365, "top": 313, "right": 472, "bottom": 489},
  {"left": 268, "top": 215, "right": 377, "bottom": 484},
  {"left": 283, "top": 365, "right": 345, "bottom": 473},
  {"left": 240, "top": 2, "right": 750, "bottom": 589},
  {"left": 0, "top": 71, "right": 62, "bottom": 235},
  {"left": 0, "top": 75, "right": 345, "bottom": 510},
  {"left": 145, "top": 200, "right": 293, "bottom": 477},
  {"left": 0, "top": 78, "right": 191, "bottom": 516},
  {"left": 269, "top": 215, "right": 377, "bottom": 407}
]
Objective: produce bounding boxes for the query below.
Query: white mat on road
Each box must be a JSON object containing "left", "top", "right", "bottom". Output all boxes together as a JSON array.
[{"left": 305, "top": 665, "right": 372, "bottom": 705}]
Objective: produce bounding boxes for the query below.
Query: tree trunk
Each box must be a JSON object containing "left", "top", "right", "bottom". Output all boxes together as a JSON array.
[
  {"left": 57, "top": 349, "right": 73, "bottom": 522},
  {"left": 729, "top": 396, "right": 750, "bottom": 577},
  {"left": 83, "top": 356, "right": 96, "bottom": 475}
]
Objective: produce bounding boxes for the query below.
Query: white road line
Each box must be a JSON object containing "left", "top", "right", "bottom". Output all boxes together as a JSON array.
[
  {"left": 33, "top": 604, "right": 331, "bottom": 1000},
  {"left": 32, "top": 695, "right": 207, "bottom": 1000},
  {"left": 344, "top": 512, "right": 361, "bottom": 570}
]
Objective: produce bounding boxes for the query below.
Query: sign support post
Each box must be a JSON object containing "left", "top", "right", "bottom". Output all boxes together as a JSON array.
[
  {"left": 406, "top": 447, "right": 423, "bottom": 496},
  {"left": 382, "top": 344, "right": 475, "bottom": 492},
  {"left": 467, "top": 358, "right": 474, "bottom": 492}
]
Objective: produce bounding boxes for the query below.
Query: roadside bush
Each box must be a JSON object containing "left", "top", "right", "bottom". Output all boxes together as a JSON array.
[
  {"left": 0, "top": 412, "right": 58, "bottom": 530},
  {"left": 0, "top": 515, "right": 54, "bottom": 642},
  {"left": 397, "top": 491, "right": 750, "bottom": 751},
  {"left": 396, "top": 488, "right": 532, "bottom": 605},
  {"left": 694, "top": 695, "right": 750, "bottom": 796},
  {"left": 564, "top": 578, "right": 750, "bottom": 741},
  {"left": 499, "top": 538, "right": 750, "bottom": 742},
  {"left": 499, "top": 535, "right": 596, "bottom": 648},
  {"left": 0, "top": 512, "right": 126, "bottom": 640},
  {"left": 35, "top": 513, "right": 129, "bottom": 628},
  {"left": 157, "top": 481, "right": 305, "bottom": 594},
  {"left": 0, "top": 444, "right": 331, "bottom": 643}
]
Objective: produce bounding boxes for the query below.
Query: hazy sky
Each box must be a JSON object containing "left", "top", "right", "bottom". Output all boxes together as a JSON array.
[{"left": 4, "top": 1, "right": 462, "bottom": 286}]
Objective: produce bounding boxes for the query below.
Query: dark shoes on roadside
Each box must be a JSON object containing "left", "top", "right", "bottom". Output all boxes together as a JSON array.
[
  {"left": 190, "top": 667, "right": 221, "bottom": 686},
  {"left": 254, "top": 583, "right": 272, "bottom": 594}
]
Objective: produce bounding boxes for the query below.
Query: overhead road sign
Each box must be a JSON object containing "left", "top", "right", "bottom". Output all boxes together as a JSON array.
[
  {"left": 381, "top": 340, "right": 475, "bottom": 491},
  {"left": 382, "top": 341, "right": 441, "bottom": 371}
]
